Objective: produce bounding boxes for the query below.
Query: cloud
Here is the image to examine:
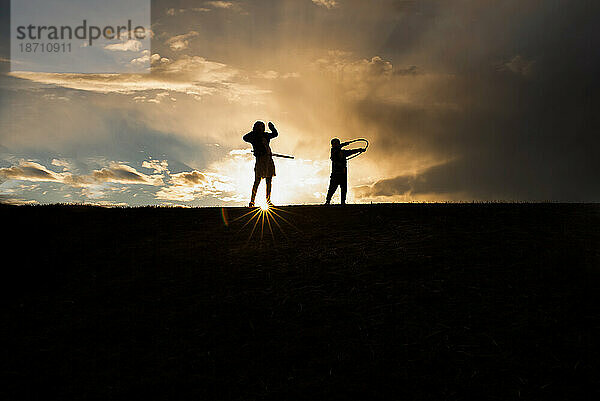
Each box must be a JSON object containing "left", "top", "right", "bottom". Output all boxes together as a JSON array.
[
  {"left": 254, "top": 70, "right": 299, "bottom": 80},
  {"left": 156, "top": 170, "right": 235, "bottom": 201},
  {"left": 133, "top": 91, "right": 176, "bottom": 104},
  {"left": 142, "top": 159, "right": 169, "bottom": 174},
  {"left": 9, "top": 55, "right": 266, "bottom": 100},
  {"left": 104, "top": 40, "right": 143, "bottom": 52},
  {"left": 299, "top": 0, "right": 600, "bottom": 201},
  {"left": 312, "top": 0, "right": 338, "bottom": 9},
  {"left": 314, "top": 54, "right": 394, "bottom": 79},
  {"left": 164, "top": 2, "right": 236, "bottom": 15},
  {"left": 51, "top": 159, "right": 72, "bottom": 170},
  {"left": 42, "top": 93, "right": 70, "bottom": 102},
  {"left": 130, "top": 50, "right": 171, "bottom": 67},
  {"left": 0, "top": 161, "right": 64, "bottom": 182},
  {"left": 169, "top": 170, "right": 208, "bottom": 186},
  {"left": 256, "top": 70, "right": 279, "bottom": 79},
  {"left": 228, "top": 149, "right": 252, "bottom": 155},
  {"left": 354, "top": 161, "right": 460, "bottom": 200},
  {"left": 82, "top": 201, "right": 130, "bottom": 207},
  {"left": 166, "top": 31, "right": 199, "bottom": 51},
  {"left": 311, "top": 53, "right": 420, "bottom": 100},
  {"left": 0, "top": 196, "right": 39, "bottom": 205},
  {"left": 0, "top": 160, "right": 163, "bottom": 188},
  {"left": 206, "top": 1, "right": 234, "bottom": 9},
  {"left": 91, "top": 162, "right": 163, "bottom": 185},
  {"left": 497, "top": 55, "right": 535, "bottom": 76}
]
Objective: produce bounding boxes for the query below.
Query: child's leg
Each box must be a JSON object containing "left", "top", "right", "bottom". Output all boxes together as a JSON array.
[
  {"left": 265, "top": 177, "right": 272, "bottom": 203},
  {"left": 340, "top": 174, "right": 348, "bottom": 204},
  {"left": 325, "top": 176, "right": 339, "bottom": 204},
  {"left": 250, "top": 176, "right": 261, "bottom": 204}
]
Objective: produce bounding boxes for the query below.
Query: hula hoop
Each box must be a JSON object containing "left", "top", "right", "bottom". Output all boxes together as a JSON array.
[{"left": 346, "top": 138, "right": 369, "bottom": 160}]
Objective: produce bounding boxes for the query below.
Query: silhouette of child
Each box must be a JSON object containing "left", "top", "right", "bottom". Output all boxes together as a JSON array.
[
  {"left": 325, "top": 138, "right": 365, "bottom": 205},
  {"left": 243, "top": 121, "right": 278, "bottom": 207}
]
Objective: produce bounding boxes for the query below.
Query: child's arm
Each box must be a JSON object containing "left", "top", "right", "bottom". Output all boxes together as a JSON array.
[
  {"left": 267, "top": 122, "right": 278, "bottom": 138},
  {"left": 243, "top": 131, "right": 254, "bottom": 143},
  {"left": 343, "top": 148, "right": 365, "bottom": 157}
]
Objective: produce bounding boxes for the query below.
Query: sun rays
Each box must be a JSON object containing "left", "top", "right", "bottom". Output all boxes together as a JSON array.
[{"left": 228, "top": 204, "right": 300, "bottom": 243}]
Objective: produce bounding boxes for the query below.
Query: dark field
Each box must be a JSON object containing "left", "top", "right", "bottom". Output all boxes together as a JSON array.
[{"left": 2, "top": 203, "right": 599, "bottom": 400}]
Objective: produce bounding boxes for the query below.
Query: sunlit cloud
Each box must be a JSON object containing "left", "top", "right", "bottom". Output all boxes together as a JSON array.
[
  {"left": 142, "top": 159, "right": 169, "bottom": 174},
  {"left": 104, "top": 40, "right": 143, "bottom": 52},
  {"left": 165, "top": 1, "right": 237, "bottom": 15},
  {"left": 156, "top": 170, "right": 235, "bottom": 202},
  {"left": 0, "top": 160, "right": 164, "bottom": 187},
  {"left": 206, "top": 1, "right": 234, "bottom": 9},
  {"left": 0, "top": 161, "right": 63, "bottom": 183},
  {"left": 165, "top": 31, "right": 199, "bottom": 51},
  {"left": 84, "top": 201, "right": 130, "bottom": 207},
  {"left": 256, "top": 70, "right": 279, "bottom": 79},
  {"left": 51, "top": 159, "right": 72, "bottom": 170},
  {"left": 42, "top": 93, "right": 70, "bottom": 102},
  {"left": 9, "top": 55, "right": 267, "bottom": 100},
  {"left": 312, "top": 0, "right": 338, "bottom": 9},
  {"left": 91, "top": 162, "right": 164, "bottom": 185}
]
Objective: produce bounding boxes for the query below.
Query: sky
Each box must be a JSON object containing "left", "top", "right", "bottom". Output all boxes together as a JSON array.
[{"left": 0, "top": 0, "right": 598, "bottom": 206}]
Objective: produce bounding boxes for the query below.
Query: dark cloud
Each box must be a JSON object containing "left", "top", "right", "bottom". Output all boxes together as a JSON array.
[
  {"left": 497, "top": 55, "right": 535, "bottom": 77},
  {"left": 353, "top": 0, "right": 600, "bottom": 201},
  {"left": 357, "top": 159, "right": 508, "bottom": 200},
  {"left": 394, "top": 65, "right": 418, "bottom": 76}
]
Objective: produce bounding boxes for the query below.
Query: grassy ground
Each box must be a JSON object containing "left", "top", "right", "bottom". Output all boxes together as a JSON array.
[{"left": 2, "top": 203, "right": 599, "bottom": 400}]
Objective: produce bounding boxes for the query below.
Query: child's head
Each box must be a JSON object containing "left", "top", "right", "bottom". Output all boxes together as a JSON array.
[
  {"left": 253, "top": 121, "right": 266, "bottom": 133},
  {"left": 331, "top": 138, "right": 341, "bottom": 148}
]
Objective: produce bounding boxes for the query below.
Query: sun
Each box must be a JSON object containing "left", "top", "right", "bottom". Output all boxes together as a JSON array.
[
  {"left": 209, "top": 153, "right": 329, "bottom": 206},
  {"left": 228, "top": 202, "right": 300, "bottom": 242}
]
